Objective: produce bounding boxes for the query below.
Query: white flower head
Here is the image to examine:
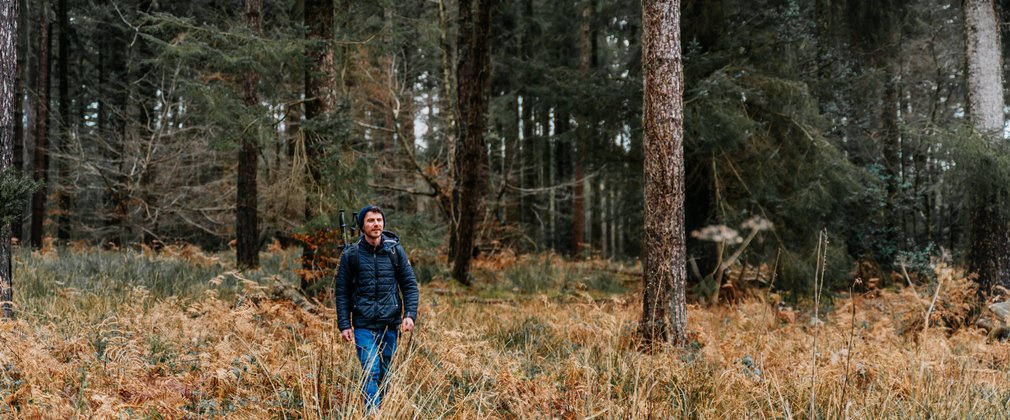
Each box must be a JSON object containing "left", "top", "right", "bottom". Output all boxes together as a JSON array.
[
  {"left": 691, "top": 225, "right": 742, "bottom": 244},
  {"left": 741, "top": 216, "right": 774, "bottom": 232}
]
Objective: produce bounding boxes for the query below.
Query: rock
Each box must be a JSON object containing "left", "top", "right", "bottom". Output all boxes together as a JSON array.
[
  {"left": 989, "top": 301, "right": 1010, "bottom": 321},
  {"left": 976, "top": 317, "right": 1010, "bottom": 340}
]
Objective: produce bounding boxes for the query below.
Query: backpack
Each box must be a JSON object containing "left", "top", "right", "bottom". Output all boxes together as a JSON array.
[{"left": 343, "top": 239, "right": 401, "bottom": 281}]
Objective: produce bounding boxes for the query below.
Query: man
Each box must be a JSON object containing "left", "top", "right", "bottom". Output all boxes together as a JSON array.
[{"left": 334, "top": 205, "right": 419, "bottom": 411}]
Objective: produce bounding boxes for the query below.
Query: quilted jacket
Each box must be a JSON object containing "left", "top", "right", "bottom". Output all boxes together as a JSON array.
[{"left": 335, "top": 231, "right": 419, "bottom": 331}]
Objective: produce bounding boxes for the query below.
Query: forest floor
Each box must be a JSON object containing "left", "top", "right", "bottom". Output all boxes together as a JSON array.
[{"left": 1, "top": 245, "right": 1009, "bottom": 418}]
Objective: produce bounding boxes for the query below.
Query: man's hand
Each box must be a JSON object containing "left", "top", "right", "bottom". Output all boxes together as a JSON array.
[
  {"left": 402, "top": 317, "right": 415, "bottom": 332},
  {"left": 340, "top": 328, "right": 354, "bottom": 343}
]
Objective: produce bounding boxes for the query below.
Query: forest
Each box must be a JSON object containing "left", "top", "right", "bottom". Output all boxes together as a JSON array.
[{"left": 1, "top": 0, "right": 1010, "bottom": 417}]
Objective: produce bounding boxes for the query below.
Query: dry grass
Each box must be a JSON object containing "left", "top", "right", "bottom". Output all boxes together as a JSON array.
[{"left": 1, "top": 249, "right": 1009, "bottom": 418}]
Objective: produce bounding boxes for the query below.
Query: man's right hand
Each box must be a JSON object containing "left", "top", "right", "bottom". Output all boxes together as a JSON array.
[{"left": 341, "top": 328, "right": 354, "bottom": 343}]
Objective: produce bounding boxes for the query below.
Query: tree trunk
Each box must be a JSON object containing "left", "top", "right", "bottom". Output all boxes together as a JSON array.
[
  {"left": 639, "top": 0, "right": 687, "bottom": 347},
  {"left": 29, "top": 7, "right": 48, "bottom": 250},
  {"left": 298, "top": 0, "right": 335, "bottom": 288},
  {"left": 881, "top": 61, "right": 900, "bottom": 261},
  {"left": 451, "top": 0, "right": 492, "bottom": 285},
  {"left": 299, "top": 0, "right": 335, "bottom": 288},
  {"left": 1, "top": 0, "right": 19, "bottom": 319},
  {"left": 439, "top": 0, "right": 459, "bottom": 244},
  {"left": 303, "top": 0, "right": 334, "bottom": 221},
  {"left": 56, "top": 0, "right": 68, "bottom": 242},
  {"left": 98, "top": 18, "right": 127, "bottom": 247},
  {"left": 553, "top": 109, "right": 571, "bottom": 254},
  {"left": 964, "top": 0, "right": 1003, "bottom": 134},
  {"left": 964, "top": 0, "right": 1009, "bottom": 295},
  {"left": 502, "top": 95, "right": 519, "bottom": 226},
  {"left": 9, "top": 0, "right": 22, "bottom": 244},
  {"left": 573, "top": 0, "right": 596, "bottom": 258},
  {"left": 236, "top": 0, "right": 262, "bottom": 269},
  {"left": 284, "top": 0, "right": 303, "bottom": 165}
]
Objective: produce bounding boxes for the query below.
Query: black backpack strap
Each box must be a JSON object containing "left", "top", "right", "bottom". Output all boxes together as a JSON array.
[
  {"left": 388, "top": 244, "right": 400, "bottom": 275},
  {"left": 345, "top": 243, "right": 359, "bottom": 280}
]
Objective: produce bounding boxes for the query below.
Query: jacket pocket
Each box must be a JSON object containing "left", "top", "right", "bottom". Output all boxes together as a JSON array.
[{"left": 352, "top": 292, "right": 370, "bottom": 319}]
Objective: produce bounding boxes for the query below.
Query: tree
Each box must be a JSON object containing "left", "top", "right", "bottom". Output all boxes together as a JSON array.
[
  {"left": 0, "top": 0, "right": 14, "bottom": 318},
  {"left": 9, "top": 0, "right": 22, "bottom": 243},
  {"left": 297, "top": 0, "right": 335, "bottom": 289},
  {"left": 0, "top": 0, "right": 36, "bottom": 319},
  {"left": 55, "top": 0, "right": 68, "bottom": 242},
  {"left": 963, "top": 0, "right": 1008, "bottom": 295},
  {"left": 639, "top": 0, "right": 687, "bottom": 346},
  {"left": 451, "top": 0, "right": 492, "bottom": 285},
  {"left": 236, "top": 0, "right": 262, "bottom": 269},
  {"left": 29, "top": 0, "right": 47, "bottom": 249},
  {"left": 303, "top": 0, "right": 334, "bottom": 222}
]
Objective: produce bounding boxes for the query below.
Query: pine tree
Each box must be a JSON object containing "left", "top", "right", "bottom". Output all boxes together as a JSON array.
[
  {"left": 0, "top": 0, "right": 19, "bottom": 319},
  {"left": 451, "top": 0, "right": 492, "bottom": 285},
  {"left": 639, "top": 0, "right": 687, "bottom": 346},
  {"left": 236, "top": 0, "right": 262, "bottom": 269},
  {"left": 964, "top": 0, "right": 1009, "bottom": 295}
]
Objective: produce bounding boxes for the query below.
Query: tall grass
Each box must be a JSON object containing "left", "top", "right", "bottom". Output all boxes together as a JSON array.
[{"left": 0, "top": 247, "right": 1007, "bottom": 418}]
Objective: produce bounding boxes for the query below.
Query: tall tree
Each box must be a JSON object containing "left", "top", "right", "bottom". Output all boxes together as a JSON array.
[
  {"left": 451, "top": 0, "right": 492, "bottom": 285},
  {"left": 964, "top": 0, "right": 1008, "bottom": 295},
  {"left": 1, "top": 0, "right": 19, "bottom": 318},
  {"left": 639, "top": 0, "right": 687, "bottom": 346},
  {"left": 9, "top": 0, "right": 22, "bottom": 243},
  {"left": 236, "top": 0, "right": 262, "bottom": 269},
  {"left": 29, "top": 1, "right": 48, "bottom": 250},
  {"left": 299, "top": 0, "right": 335, "bottom": 289},
  {"left": 573, "top": 0, "right": 595, "bottom": 257},
  {"left": 55, "top": 0, "right": 68, "bottom": 242},
  {"left": 303, "top": 0, "right": 334, "bottom": 220}
]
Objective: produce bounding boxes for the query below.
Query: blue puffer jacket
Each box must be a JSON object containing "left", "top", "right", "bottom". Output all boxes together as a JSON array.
[{"left": 334, "top": 231, "right": 419, "bottom": 331}]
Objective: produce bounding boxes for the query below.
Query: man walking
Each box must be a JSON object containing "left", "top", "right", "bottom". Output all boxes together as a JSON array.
[{"left": 335, "top": 205, "right": 419, "bottom": 411}]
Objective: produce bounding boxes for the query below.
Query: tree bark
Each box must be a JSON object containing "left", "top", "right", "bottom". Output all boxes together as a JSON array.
[
  {"left": 639, "top": 0, "right": 687, "bottom": 347},
  {"left": 573, "top": 0, "right": 596, "bottom": 257},
  {"left": 9, "top": 0, "right": 22, "bottom": 243},
  {"left": 97, "top": 17, "right": 127, "bottom": 247},
  {"left": 56, "top": 0, "right": 68, "bottom": 242},
  {"left": 964, "top": 0, "right": 1009, "bottom": 295},
  {"left": 236, "top": 0, "right": 262, "bottom": 269},
  {"left": 1, "top": 0, "right": 19, "bottom": 318},
  {"left": 29, "top": 6, "right": 48, "bottom": 250},
  {"left": 299, "top": 0, "right": 334, "bottom": 288},
  {"left": 964, "top": 0, "right": 1003, "bottom": 134},
  {"left": 881, "top": 60, "right": 900, "bottom": 261},
  {"left": 451, "top": 0, "right": 492, "bottom": 285},
  {"left": 439, "top": 0, "right": 459, "bottom": 242},
  {"left": 553, "top": 109, "right": 570, "bottom": 253},
  {"left": 303, "top": 0, "right": 334, "bottom": 221}
]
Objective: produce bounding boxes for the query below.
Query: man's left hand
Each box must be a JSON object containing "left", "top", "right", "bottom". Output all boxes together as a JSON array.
[{"left": 402, "top": 317, "right": 414, "bottom": 332}]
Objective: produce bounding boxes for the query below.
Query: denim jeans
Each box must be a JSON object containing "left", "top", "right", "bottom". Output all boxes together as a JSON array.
[{"left": 354, "top": 327, "right": 398, "bottom": 410}]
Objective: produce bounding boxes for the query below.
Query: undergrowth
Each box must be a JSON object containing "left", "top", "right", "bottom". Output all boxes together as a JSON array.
[{"left": 0, "top": 245, "right": 1006, "bottom": 418}]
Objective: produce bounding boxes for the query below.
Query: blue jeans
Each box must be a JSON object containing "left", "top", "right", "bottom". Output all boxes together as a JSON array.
[{"left": 354, "top": 327, "right": 398, "bottom": 410}]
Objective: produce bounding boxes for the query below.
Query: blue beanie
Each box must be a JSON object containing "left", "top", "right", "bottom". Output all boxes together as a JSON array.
[{"left": 356, "top": 205, "right": 384, "bottom": 229}]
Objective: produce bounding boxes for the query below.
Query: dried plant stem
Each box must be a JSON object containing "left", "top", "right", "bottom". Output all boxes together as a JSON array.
[
  {"left": 840, "top": 278, "right": 858, "bottom": 418},
  {"left": 899, "top": 261, "right": 925, "bottom": 313},
  {"left": 236, "top": 334, "right": 288, "bottom": 420},
  {"left": 810, "top": 229, "right": 828, "bottom": 417},
  {"left": 712, "top": 241, "right": 726, "bottom": 305},
  {"left": 924, "top": 276, "right": 944, "bottom": 333}
]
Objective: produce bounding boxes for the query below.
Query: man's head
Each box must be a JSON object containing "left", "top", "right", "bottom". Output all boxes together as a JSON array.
[{"left": 357, "top": 205, "right": 385, "bottom": 242}]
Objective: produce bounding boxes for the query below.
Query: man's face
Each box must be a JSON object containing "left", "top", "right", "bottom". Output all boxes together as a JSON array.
[{"left": 363, "top": 211, "right": 384, "bottom": 240}]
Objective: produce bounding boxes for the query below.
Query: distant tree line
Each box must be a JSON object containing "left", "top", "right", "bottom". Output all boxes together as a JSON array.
[{"left": 5, "top": 0, "right": 1010, "bottom": 297}]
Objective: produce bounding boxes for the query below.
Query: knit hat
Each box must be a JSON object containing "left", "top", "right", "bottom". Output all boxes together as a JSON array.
[{"left": 356, "top": 205, "right": 384, "bottom": 229}]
